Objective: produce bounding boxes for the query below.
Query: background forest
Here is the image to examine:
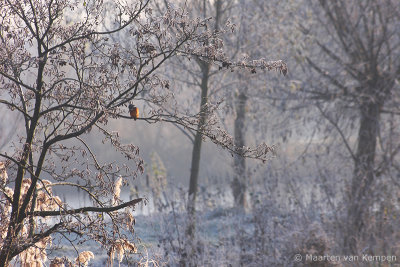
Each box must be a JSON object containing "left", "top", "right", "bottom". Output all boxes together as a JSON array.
[{"left": 0, "top": 0, "right": 399, "bottom": 266}]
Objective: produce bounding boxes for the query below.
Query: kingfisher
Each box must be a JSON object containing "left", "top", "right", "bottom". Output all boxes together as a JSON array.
[{"left": 128, "top": 104, "right": 139, "bottom": 120}]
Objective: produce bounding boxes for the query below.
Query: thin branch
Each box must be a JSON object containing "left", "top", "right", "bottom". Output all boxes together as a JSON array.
[{"left": 316, "top": 104, "right": 356, "bottom": 161}]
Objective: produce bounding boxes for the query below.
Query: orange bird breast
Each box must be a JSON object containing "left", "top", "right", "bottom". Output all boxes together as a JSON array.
[{"left": 130, "top": 107, "right": 139, "bottom": 120}]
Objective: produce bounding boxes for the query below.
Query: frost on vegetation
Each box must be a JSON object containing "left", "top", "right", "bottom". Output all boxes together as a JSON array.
[
  {"left": 0, "top": 164, "right": 64, "bottom": 266},
  {"left": 0, "top": 0, "right": 287, "bottom": 265},
  {"left": 108, "top": 239, "right": 137, "bottom": 267},
  {"left": 0, "top": 162, "right": 140, "bottom": 267},
  {"left": 75, "top": 251, "right": 94, "bottom": 267},
  {"left": 0, "top": 162, "right": 8, "bottom": 185},
  {"left": 20, "top": 237, "right": 51, "bottom": 267},
  {"left": 112, "top": 176, "right": 124, "bottom": 206}
]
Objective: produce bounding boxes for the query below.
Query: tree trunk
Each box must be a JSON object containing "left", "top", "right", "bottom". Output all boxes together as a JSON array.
[
  {"left": 0, "top": 48, "right": 47, "bottom": 267},
  {"left": 345, "top": 100, "right": 381, "bottom": 253},
  {"left": 185, "top": 61, "right": 210, "bottom": 261},
  {"left": 232, "top": 91, "right": 248, "bottom": 209},
  {"left": 184, "top": 1, "right": 220, "bottom": 264}
]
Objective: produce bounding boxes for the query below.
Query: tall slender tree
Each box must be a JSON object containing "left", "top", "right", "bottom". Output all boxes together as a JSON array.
[{"left": 186, "top": 0, "right": 223, "bottom": 245}]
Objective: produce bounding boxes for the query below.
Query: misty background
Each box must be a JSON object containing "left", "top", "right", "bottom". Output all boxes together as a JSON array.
[{"left": 1, "top": 0, "right": 399, "bottom": 266}]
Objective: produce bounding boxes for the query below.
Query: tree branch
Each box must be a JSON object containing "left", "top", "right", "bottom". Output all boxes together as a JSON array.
[
  {"left": 316, "top": 104, "right": 356, "bottom": 161},
  {"left": 27, "top": 198, "right": 143, "bottom": 218},
  {"left": 10, "top": 222, "right": 64, "bottom": 258}
]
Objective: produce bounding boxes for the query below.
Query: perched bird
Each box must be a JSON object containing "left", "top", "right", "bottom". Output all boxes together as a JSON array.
[{"left": 128, "top": 104, "right": 139, "bottom": 120}]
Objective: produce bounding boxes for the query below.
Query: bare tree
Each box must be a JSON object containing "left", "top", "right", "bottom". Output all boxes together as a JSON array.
[
  {"left": 298, "top": 0, "right": 400, "bottom": 253},
  {"left": 185, "top": 0, "right": 223, "bottom": 248},
  {"left": 226, "top": 0, "right": 295, "bottom": 209},
  {"left": 149, "top": 1, "right": 288, "bottom": 265},
  {"left": 0, "top": 0, "right": 288, "bottom": 265}
]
